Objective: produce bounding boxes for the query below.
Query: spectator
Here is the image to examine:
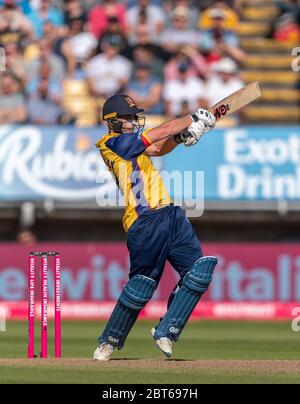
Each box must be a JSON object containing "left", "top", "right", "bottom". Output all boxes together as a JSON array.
[
  {"left": 29, "top": 0, "right": 63, "bottom": 11},
  {"left": 68, "top": 17, "right": 97, "bottom": 62},
  {"left": 200, "top": 8, "right": 246, "bottom": 64},
  {"left": 132, "top": 45, "right": 165, "bottom": 81},
  {"left": 127, "top": 0, "right": 163, "bottom": 7},
  {"left": 0, "top": 0, "right": 34, "bottom": 46},
  {"left": 0, "top": 72, "right": 27, "bottom": 123},
  {"left": 128, "top": 21, "right": 171, "bottom": 58},
  {"left": 27, "top": 78, "right": 65, "bottom": 124},
  {"left": 64, "top": 0, "right": 87, "bottom": 26},
  {"left": 163, "top": 61, "right": 205, "bottom": 117},
  {"left": 127, "top": 0, "right": 165, "bottom": 36},
  {"left": 4, "top": 42, "right": 27, "bottom": 84},
  {"left": 0, "top": 0, "right": 31, "bottom": 13},
  {"left": 199, "top": 0, "right": 239, "bottom": 31},
  {"left": 127, "top": 62, "right": 163, "bottom": 114},
  {"left": 86, "top": 34, "right": 132, "bottom": 98},
  {"left": 203, "top": 57, "right": 244, "bottom": 107},
  {"left": 27, "top": 61, "right": 62, "bottom": 104},
  {"left": 80, "top": 0, "right": 104, "bottom": 13},
  {"left": 127, "top": 22, "right": 172, "bottom": 81},
  {"left": 164, "top": 46, "right": 208, "bottom": 81},
  {"left": 268, "top": 0, "right": 300, "bottom": 42},
  {"left": 16, "top": 229, "right": 37, "bottom": 245},
  {"left": 27, "top": 0, "right": 63, "bottom": 39},
  {"left": 42, "top": 21, "right": 77, "bottom": 76},
  {"left": 60, "top": 18, "right": 97, "bottom": 77},
  {"left": 128, "top": 11, "right": 164, "bottom": 47},
  {"left": 160, "top": 6, "right": 201, "bottom": 53},
  {"left": 165, "top": 0, "right": 200, "bottom": 30},
  {"left": 99, "top": 16, "right": 129, "bottom": 55},
  {"left": 89, "top": 0, "right": 127, "bottom": 39},
  {"left": 26, "top": 38, "right": 65, "bottom": 84}
]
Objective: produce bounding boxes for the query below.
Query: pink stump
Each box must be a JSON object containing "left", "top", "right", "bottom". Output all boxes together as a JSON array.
[
  {"left": 28, "top": 254, "right": 35, "bottom": 358},
  {"left": 54, "top": 254, "right": 61, "bottom": 358},
  {"left": 41, "top": 254, "right": 48, "bottom": 358}
]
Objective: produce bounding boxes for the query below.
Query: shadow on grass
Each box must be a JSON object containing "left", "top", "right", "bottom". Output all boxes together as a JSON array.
[{"left": 111, "top": 358, "right": 194, "bottom": 362}]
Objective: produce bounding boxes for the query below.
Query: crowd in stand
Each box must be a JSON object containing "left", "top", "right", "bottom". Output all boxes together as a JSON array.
[
  {"left": 0, "top": 0, "right": 248, "bottom": 125},
  {"left": 268, "top": 0, "right": 300, "bottom": 42}
]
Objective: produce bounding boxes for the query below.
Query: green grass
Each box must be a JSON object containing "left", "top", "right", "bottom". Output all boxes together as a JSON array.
[{"left": 0, "top": 320, "right": 299, "bottom": 384}]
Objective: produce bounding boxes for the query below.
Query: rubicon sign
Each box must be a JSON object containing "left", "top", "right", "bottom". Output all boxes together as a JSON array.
[{"left": 0, "top": 126, "right": 115, "bottom": 201}]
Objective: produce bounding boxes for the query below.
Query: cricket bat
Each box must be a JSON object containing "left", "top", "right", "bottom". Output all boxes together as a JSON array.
[{"left": 208, "top": 81, "right": 261, "bottom": 121}]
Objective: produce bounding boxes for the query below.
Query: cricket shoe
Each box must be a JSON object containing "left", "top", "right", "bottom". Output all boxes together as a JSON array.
[
  {"left": 93, "top": 342, "right": 114, "bottom": 361},
  {"left": 151, "top": 328, "right": 172, "bottom": 358}
]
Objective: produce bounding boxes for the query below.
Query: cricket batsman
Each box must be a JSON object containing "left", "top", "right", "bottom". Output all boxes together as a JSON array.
[{"left": 94, "top": 94, "right": 218, "bottom": 361}]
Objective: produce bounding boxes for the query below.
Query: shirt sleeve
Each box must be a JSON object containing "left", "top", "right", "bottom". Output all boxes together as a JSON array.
[
  {"left": 105, "top": 130, "right": 152, "bottom": 160},
  {"left": 118, "top": 58, "right": 132, "bottom": 81},
  {"left": 224, "top": 31, "right": 239, "bottom": 47},
  {"left": 163, "top": 81, "right": 174, "bottom": 101}
]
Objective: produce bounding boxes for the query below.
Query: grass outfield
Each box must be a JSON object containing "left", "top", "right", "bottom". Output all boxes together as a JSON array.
[{"left": 0, "top": 320, "right": 299, "bottom": 384}]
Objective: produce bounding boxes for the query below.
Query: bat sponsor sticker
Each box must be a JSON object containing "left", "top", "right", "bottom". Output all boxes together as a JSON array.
[{"left": 213, "top": 104, "right": 230, "bottom": 119}]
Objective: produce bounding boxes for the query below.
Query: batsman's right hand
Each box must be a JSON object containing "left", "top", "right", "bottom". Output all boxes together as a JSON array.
[{"left": 181, "top": 120, "right": 208, "bottom": 147}]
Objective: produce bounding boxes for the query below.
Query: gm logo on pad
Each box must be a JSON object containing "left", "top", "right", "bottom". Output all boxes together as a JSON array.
[{"left": 108, "top": 336, "right": 119, "bottom": 344}]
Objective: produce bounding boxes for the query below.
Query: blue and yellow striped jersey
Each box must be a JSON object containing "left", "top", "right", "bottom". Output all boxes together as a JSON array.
[{"left": 96, "top": 130, "right": 172, "bottom": 232}]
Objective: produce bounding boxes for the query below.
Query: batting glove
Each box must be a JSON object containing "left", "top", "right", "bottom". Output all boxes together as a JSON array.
[
  {"left": 190, "top": 108, "right": 216, "bottom": 134},
  {"left": 180, "top": 120, "right": 206, "bottom": 147}
]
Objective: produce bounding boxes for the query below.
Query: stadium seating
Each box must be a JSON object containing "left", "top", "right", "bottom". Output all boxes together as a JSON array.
[
  {"left": 240, "top": 2, "right": 299, "bottom": 124},
  {"left": 63, "top": 80, "right": 98, "bottom": 126}
]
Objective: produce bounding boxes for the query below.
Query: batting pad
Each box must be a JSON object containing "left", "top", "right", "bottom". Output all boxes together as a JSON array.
[
  {"left": 154, "top": 256, "right": 218, "bottom": 342},
  {"left": 98, "top": 275, "right": 156, "bottom": 349}
]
